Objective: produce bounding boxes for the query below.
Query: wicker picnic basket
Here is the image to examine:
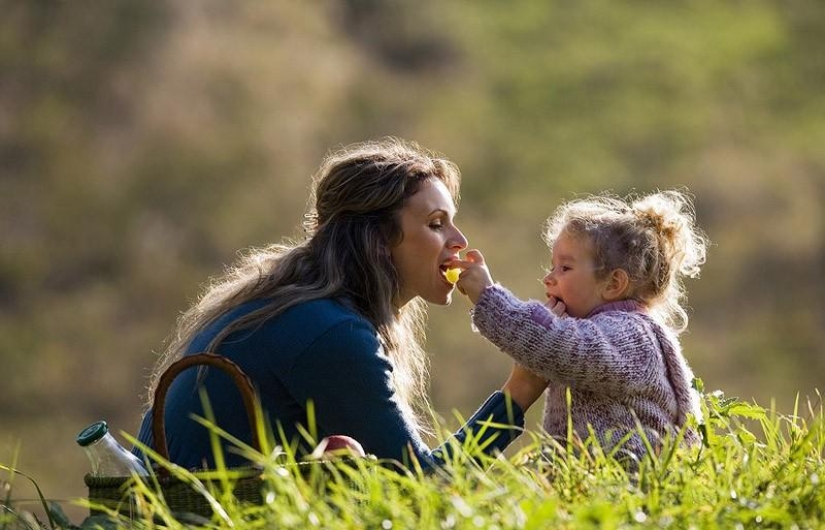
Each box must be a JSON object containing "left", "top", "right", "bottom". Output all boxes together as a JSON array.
[{"left": 84, "top": 352, "right": 268, "bottom": 518}]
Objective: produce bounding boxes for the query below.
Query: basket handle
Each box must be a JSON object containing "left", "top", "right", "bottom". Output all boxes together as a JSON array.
[{"left": 152, "top": 352, "right": 262, "bottom": 476}]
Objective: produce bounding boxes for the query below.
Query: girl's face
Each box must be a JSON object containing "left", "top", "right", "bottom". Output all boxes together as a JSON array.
[
  {"left": 542, "top": 231, "right": 610, "bottom": 318},
  {"left": 391, "top": 179, "right": 467, "bottom": 307}
]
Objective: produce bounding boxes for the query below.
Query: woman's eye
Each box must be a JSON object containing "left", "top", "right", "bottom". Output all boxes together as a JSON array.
[{"left": 429, "top": 221, "right": 444, "bottom": 230}]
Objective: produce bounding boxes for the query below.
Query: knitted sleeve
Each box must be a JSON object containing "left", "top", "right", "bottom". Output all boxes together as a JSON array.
[{"left": 472, "top": 285, "right": 663, "bottom": 394}]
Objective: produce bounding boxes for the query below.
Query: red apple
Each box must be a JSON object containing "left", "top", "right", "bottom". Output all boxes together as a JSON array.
[{"left": 310, "top": 434, "right": 366, "bottom": 459}]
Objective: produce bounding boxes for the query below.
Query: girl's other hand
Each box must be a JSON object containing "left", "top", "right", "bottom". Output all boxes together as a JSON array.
[
  {"left": 452, "top": 249, "right": 494, "bottom": 304},
  {"left": 544, "top": 295, "right": 567, "bottom": 317}
]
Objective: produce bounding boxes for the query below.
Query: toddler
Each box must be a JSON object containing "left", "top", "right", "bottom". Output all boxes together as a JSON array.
[{"left": 454, "top": 190, "right": 708, "bottom": 462}]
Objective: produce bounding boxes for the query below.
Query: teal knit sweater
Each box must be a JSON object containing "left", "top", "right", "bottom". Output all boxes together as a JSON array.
[{"left": 135, "top": 297, "right": 524, "bottom": 470}]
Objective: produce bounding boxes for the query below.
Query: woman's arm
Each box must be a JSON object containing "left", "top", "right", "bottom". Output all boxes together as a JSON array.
[
  {"left": 501, "top": 363, "right": 547, "bottom": 412},
  {"left": 285, "top": 317, "right": 525, "bottom": 470}
]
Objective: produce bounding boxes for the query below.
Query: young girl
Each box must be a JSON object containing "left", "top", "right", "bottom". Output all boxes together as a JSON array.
[{"left": 453, "top": 190, "right": 708, "bottom": 463}]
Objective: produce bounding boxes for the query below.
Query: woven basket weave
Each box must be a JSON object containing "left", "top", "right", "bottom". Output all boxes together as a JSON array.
[{"left": 84, "top": 352, "right": 268, "bottom": 518}]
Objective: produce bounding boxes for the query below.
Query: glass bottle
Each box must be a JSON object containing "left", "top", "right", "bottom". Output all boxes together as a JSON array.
[{"left": 76, "top": 420, "right": 148, "bottom": 476}]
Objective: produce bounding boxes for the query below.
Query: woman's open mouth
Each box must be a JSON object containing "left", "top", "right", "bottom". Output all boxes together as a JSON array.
[
  {"left": 439, "top": 265, "right": 461, "bottom": 285},
  {"left": 439, "top": 263, "right": 460, "bottom": 285}
]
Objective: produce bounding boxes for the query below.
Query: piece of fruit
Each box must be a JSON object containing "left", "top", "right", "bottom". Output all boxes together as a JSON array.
[
  {"left": 310, "top": 435, "right": 366, "bottom": 459},
  {"left": 445, "top": 268, "right": 461, "bottom": 284}
]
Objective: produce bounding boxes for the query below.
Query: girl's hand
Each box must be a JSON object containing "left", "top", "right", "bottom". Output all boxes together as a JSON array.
[
  {"left": 501, "top": 363, "right": 548, "bottom": 412},
  {"left": 544, "top": 295, "right": 567, "bottom": 317},
  {"left": 452, "top": 249, "right": 494, "bottom": 304}
]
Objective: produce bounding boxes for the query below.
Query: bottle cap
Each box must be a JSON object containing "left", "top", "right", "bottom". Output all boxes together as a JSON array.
[{"left": 76, "top": 420, "right": 109, "bottom": 447}]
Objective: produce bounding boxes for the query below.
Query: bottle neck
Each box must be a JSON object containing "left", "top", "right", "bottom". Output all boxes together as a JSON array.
[
  {"left": 86, "top": 431, "right": 119, "bottom": 450},
  {"left": 82, "top": 431, "right": 143, "bottom": 476}
]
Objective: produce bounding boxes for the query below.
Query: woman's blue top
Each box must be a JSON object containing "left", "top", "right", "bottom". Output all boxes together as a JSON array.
[{"left": 134, "top": 298, "right": 524, "bottom": 471}]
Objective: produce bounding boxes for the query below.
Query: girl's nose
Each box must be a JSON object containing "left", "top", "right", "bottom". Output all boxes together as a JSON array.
[{"left": 542, "top": 271, "right": 554, "bottom": 286}]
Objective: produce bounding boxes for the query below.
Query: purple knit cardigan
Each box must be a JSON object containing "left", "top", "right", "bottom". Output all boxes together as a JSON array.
[{"left": 472, "top": 285, "right": 701, "bottom": 459}]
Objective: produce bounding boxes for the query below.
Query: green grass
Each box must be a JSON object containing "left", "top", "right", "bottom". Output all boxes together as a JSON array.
[{"left": 2, "top": 388, "right": 823, "bottom": 529}]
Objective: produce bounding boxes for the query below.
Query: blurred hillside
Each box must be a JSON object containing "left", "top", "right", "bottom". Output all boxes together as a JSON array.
[{"left": 1, "top": 0, "right": 823, "bottom": 516}]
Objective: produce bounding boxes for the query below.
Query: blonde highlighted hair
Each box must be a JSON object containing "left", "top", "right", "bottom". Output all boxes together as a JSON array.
[
  {"left": 146, "top": 137, "right": 462, "bottom": 434},
  {"left": 544, "top": 189, "right": 708, "bottom": 333}
]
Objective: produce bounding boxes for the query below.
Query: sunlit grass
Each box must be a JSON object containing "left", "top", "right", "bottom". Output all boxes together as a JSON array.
[{"left": 1, "top": 388, "right": 823, "bottom": 529}]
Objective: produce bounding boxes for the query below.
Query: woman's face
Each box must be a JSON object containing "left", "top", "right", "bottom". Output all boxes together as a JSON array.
[{"left": 391, "top": 179, "right": 467, "bottom": 307}]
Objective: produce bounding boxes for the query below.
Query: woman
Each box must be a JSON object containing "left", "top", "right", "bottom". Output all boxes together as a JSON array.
[{"left": 134, "top": 138, "right": 546, "bottom": 471}]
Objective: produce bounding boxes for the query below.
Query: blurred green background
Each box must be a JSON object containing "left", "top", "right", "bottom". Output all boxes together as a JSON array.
[{"left": 2, "top": 0, "right": 823, "bottom": 517}]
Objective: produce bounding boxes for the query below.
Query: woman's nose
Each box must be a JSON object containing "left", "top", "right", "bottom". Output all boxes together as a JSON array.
[{"left": 449, "top": 226, "right": 468, "bottom": 250}]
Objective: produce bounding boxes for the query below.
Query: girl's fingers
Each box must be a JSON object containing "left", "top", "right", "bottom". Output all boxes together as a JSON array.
[
  {"left": 449, "top": 249, "right": 485, "bottom": 270},
  {"left": 464, "top": 249, "right": 485, "bottom": 264},
  {"left": 544, "top": 296, "right": 567, "bottom": 317},
  {"left": 553, "top": 301, "right": 567, "bottom": 317}
]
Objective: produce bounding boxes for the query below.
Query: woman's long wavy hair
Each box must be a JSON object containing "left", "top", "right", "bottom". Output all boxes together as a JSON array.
[{"left": 145, "top": 137, "right": 461, "bottom": 434}]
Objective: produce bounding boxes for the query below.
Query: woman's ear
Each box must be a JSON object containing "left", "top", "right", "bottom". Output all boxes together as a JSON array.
[{"left": 602, "top": 269, "right": 630, "bottom": 301}]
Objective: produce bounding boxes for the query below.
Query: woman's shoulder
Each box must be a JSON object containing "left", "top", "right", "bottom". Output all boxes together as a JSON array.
[
  {"left": 275, "top": 297, "right": 380, "bottom": 347},
  {"left": 218, "top": 296, "right": 365, "bottom": 324},
  {"left": 202, "top": 296, "right": 376, "bottom": 349},
  {"left": 281, "top": 297, "right": 372, "bottom": 330},
  {"left": 205, "top": 297, "right": 380, "bottom": 369},
  {"left": 277, "top": 298, "right": 386, "bottom": 368}
]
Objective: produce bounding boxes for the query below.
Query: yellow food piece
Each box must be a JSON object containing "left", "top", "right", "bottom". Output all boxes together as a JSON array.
[{"left": 445, "top": 268, "right": 461, "bottom": 284}]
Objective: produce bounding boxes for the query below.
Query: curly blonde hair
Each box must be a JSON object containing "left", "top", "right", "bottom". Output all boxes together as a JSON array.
[{"left": 544, "top": 189, "right": 708, "bottom": 333}]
